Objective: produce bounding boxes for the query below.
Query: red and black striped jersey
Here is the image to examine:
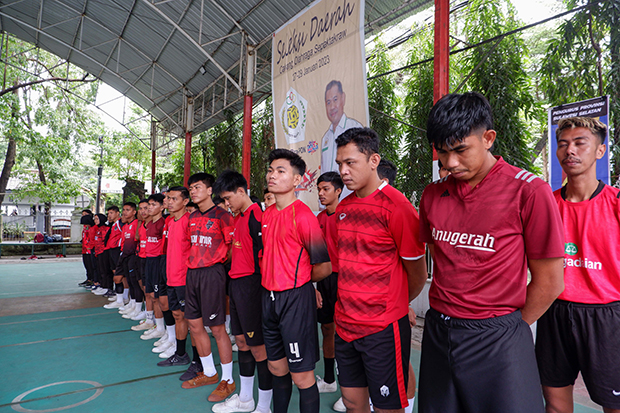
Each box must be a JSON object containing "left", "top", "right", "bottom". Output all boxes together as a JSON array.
[
  {"left": 187, "top": 206, "right": 234, "bottom": 269},
  {"left": 120, "top": 219, "right": 138, "bottom": 255}
]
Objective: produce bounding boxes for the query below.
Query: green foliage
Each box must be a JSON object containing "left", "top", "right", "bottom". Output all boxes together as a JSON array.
[{"left": 250, "top": 98, "right": 275, "bottom": 198}]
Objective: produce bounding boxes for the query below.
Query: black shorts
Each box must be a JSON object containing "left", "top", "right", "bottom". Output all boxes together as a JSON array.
[
  {"left": 145, "top": 256, "right": 166, "bottom": 297},
  {"left": 229, "top": 273, "right": 264, "bottom": 346},
  {"left": 185, "top": 264, "right": 227, "bottom": 326},
  {"left": 160, "top": 255, "right": 168, "bottom": 286},
  {"left": 115, "top": 253, "right": 137, "bottom": 278},
  {"left": 536, "top": 300, "right": 620, "bottom": 409},
  {"left": 316, "top": 272, "right": 338, "bottom": 324},
  {"left": 139, "top": 257, "right": 146, "bottom": 285},
  {"left": 167, "top": 286, "right": 186, "bottom": 312},
  {"left": 108, "top": 247, "right": 121, "bottom": 274},
  {"left": 418, "top": 308, "right": 544, "bottom": 413},
  {"left": 262, "top": 282, "right": 319, "bottom": 373},
  {"left": 335, "top": 315, "right": 410, "bottom": 410}
]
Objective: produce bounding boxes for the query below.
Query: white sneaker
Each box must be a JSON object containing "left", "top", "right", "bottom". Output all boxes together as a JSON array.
[
  {"left": 212, "top": 394, "right": 255, "bottom": 413},
  {"left": 93, "top": 288, "right": 108, "bottom": 295},
  {"left": 103, "top": 301, "right": 123, "bottom": 309},
  {"left": 119, "top": 302, "right": 134, "bottom": 313},
  {"left": 159, "top": 344, "right": 176, "bottom": 359},
  {"left": 123, "top": 307, "right": 140, "bottom": 319},
  {"left": 333, "top": 397, "right": 345, "bottom": 412},
  {"left": 152, "top": 340, "right": 173, "bottom": 353},
  {"left": 90, "top": 286, "right": 101, "bottom": 294},
  {"left": 130, "top": 311, "right": 147, "bottom": 321},
  {"left": 141, "top": 327, "right": 165, "bottom": 340},
  {"left": 154, "top": 333, "right": 169, "bottom": 346},
  {"left": 108, "top": 295, "right": 117, "bottom": 301},
  {"left": 131, "top": 319, "right": 154, "bottom": 331},
  {"left": 316, "top": 376, "right": 337, "bottom": 393}
]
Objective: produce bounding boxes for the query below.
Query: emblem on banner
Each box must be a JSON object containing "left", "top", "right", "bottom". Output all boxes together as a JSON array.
[{"left": 280, "top": 88, "right": 308, "bottom": 145}]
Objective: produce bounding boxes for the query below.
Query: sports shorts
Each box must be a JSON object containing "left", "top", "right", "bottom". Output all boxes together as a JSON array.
[
  {"left": 316, "top": 272, "right": 338, "bottom": 324},
  {"left": 167, "top": 285, "right": 186, "bottom": 312},
  {"left": 536, "top": 299, "right": 620, "bottom": 409},
  {"left": 336, "top": 314, "right": 410, "bottom": 410},
  {"left": 145, "top": 256, "right": 166, "bottom": 297},
  {"left": 229, "top": 273, "right": 264, "bottom": 346},
  {"left": 418, "top": 308, "right": 544, "bottom": 413},
  {"left": 262, "top": 282, "right": 319, "bottom": 373},
  {"left": 139, "top": 257, "right": 146, "bottom": 285},
  {"left": 107, "top": 247, "right": 121, "bottom": 274},
  {"left": 185, "top": 264, "right": 226, "bottom": 326}
]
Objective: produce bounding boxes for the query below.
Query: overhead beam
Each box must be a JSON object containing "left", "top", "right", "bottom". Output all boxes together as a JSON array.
[{"left": 210, "top": 0, "right": 257, "bottom": 45}]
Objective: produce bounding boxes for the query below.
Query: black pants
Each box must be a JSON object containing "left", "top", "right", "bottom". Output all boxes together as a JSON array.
[{"left": 82, "top": 253, "right": 94, "bottom": 281}]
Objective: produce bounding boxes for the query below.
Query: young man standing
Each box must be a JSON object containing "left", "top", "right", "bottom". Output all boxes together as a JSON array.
[
  {"left": 417, "top": 92, "right": 565, "bottom": 413},
  {"left": 262, "top": 149, "right": 332, "bottom": 413},
  {"left": 333, "top": 128, "right": 427, "bottom": 413},
  {"left": 212, "top": 170, "right": 273, "bottom": 413},
  {"left": 102, "top": 206, "right": 123, "bottom": 300},
  {"left": 184, "top": 173, "right": 236, "bottom": 403},
  {"left": 315, "top": 172, "right": 343, "bottom": 396},
  {"left": 536, "top": 117, "right": 620, "bottom": 413},
  {"left": 128, "top": 200, "right": 150, "bottom": 324}
]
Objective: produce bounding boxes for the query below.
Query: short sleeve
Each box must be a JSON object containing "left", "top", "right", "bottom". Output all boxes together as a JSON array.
[
  {"left": 522, "top": 184, "right": 565, "bottom": 259},
  {"left": 298, "top": 211, "right": 330, "bottom": 265},
  {"left": 390, "top": 201, "right": 426, "bottom": 260},
  {"left": 220, "top": 211, "right": 235, "bottom": 244}
]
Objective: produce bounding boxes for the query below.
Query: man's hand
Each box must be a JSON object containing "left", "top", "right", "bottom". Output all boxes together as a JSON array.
[
  {"left": 408, "top": 307, "right": 417, "bottom": 328},
  {"left": 315, "top": 289, "right": 323, "bottom": 309},
  {"left": 522, "top": 257, "right": 564, "bottom": 325}
]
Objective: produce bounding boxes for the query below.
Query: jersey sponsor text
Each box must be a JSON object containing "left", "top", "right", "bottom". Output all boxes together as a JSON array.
[{"left": 431, "top": 227, "right": 496, "bottom": 252}]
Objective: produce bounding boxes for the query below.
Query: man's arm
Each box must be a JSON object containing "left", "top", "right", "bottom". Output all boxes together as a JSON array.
[
  {"left": 522, "top": 257, "right": 564, "bottom": 325},
  {"left": 311, "top": 261, "right": 332, "bottom": 283},
  {"left": 403, "top": 257, "right": 428, "bottom": 302}
]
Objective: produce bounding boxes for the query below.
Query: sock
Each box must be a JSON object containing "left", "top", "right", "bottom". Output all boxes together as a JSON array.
[
  {"left": 239, "top": 376, "right": 255, "bottom": 403},
  {"left": 238, "top": 350, "right": 256, "bottom": 376},
  {"left": 298, "top": 382, "right": 319, "bottom": 413},
  {"left": 192, "top": 346, "right": 200, "bottom": 363},
  {"left": 122, "top": 289, "right": 129, "bottom": 300},
  {"left": 225, "top": 314, "right": 231, "bottom": 332},
  {"left": 200, "top": 354, "right": 217, "bottom": 377},
  {"left": 221, "top": 361, "right": 234, "bottom": 384},
  {"left": 323, "top": 357, "right": 335, "bottom": 383},
  {"left": 115, "top": 282, "right": 123, "bottom": 294},
  {"left": 272, "top": 373, "right": 292, "bottom": 413},
  {"left": 257, "top": 389, "right": 273, "bottom": 413},
  {"left": 116, "top": 292, "right": 124, "bottom": 303},
  {"left": 257, "top": 359, "right": 273, "bottom": 390},
  {"left": 129, "top": 298, "right": 136, "bottom": 307},
  {"left": 147, "top": 310, "right": 154, "bottom": 322},
  {"left": 155, "top": 317, "right": 164, "bottom": 332},
  {"left": 166, "top": 324, "right": 176, "bottom": 344},
  {"left": 162, "top": 309, "right": 175, "bottom": 326},
  {"left": 176, "top": 338, "right": 187, "bottom": 356},
  {"left": 405, "top": 397, "right": 415, "bottom": 413},
  {"left": 136, "top": 301, "right": 143, "bottom": 312}
]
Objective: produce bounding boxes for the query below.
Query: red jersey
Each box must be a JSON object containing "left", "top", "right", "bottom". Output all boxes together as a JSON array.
[
  {"left": 87, "top": 225, "right": 98, "bottom": 251},
  {"left": 105, "top": 221, "right": 123, "bottom": 250},
  {"left": 334, "top": 182, "right": 426, "bottom": 342},
  {"left": 261, "top": 200, "right": 329, "bottom": 291},
  {"left": 137, "top": 222, "right": 147, "bottom": 258},
  {"left": 555, "top": 182, "right": 620, "bottom": 304},
  {"left": 162, "top": 215, "right": 173, "bottom": 255},
  {"left": 229, "top": 203, "right": 263, "bottom": 279},
  {"left": 145, "top": 217, "right": 165, "bottom": 257},
  {"left": 81, "top": 226, "right": 91, "bottom": 254},
  {"left": 166, "top": 212, "right": 191, "bottom": 286},
  {"left": 187, "top": 206, "right": 234, "bottom": 269},
  {"left": 317, "top": 209, "right": 339, "bottom": 273},
  {"left": 93, "top": 225, "right": 109, "bottom": 256},
  {"left": 419, "top": 157, "right": 565, "bottom": 319},
  {"left": 121, "top": 219, "right": 138, "bottom": 255}
]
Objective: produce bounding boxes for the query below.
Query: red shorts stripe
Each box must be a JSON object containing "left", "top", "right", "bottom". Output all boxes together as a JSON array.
[{"left": 393, "top": 319, "right": 407, "bottom": 407}]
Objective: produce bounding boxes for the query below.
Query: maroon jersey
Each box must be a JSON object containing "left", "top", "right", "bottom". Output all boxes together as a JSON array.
[
  {"left": 105, "top": 221, "right": 123, "bottom": 250},
  {"left": 229, "top": 203, "right": 263, "bottom": 279},
  {"left": 81, "top": 226, "right": 91, "bottom": 254},
  {"left": 166, "top": 212, "right": 191, "bottom": 286},
  {"left": 121, "top": 219, "right": 138, "bottom": 255},
  {"left": 261, "top": 200, "right": 330, "bottom": 291},
  {"left": 137, "top": 222, "right": 147, "bottom": 258},
  {"left": 187, "top": 206, "right": 234, "bottom": 269},
  {"left": 93, "top": 225, "right": 109, "bottom": 256},
  {"left": 555, "top": 183, "right": 620, "bottom": 304},
  {"left": 145, "top": 217, "right": 165, "bottom": 257},
  {"left": 334, "top": 182, "right": 426, "bottom": 342},
  {"left": 419, "top": 157, "right": 565, "bottom": 319},
  {"left": 317, "top": 209, "right": 339, "bottom": 273},
  {"left": 162, "top": 215, "right": 173, "bottom": 255}
]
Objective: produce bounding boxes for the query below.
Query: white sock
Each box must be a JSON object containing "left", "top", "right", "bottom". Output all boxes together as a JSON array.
[
  {"left": 257, "top": 389, "right": 273, "bottom": 413},
  {"left": 200, "top": 354, "right": 217, "bottom": 377},
  {"left": 221, "top": 361, "right": 234, "bottom": 384},
  {"left": 166, "top": 325, "right": 176, "bottom": 344},
  {"left": 136, "top": 302, "right": 143, "bottom": 312},
  {"left": 239, "top": 375, "right": 254, "bottom": 402},
  {"left": 225, "top": 314, "right": 231, "bottom": 332},
  {"left": 146, "top": 310, "right": 154, "bottom": 321},
  {"left": 116, "top": 293, "right": 123, "bottom": 303},
  {"left": 405, "top": 397, "right": 415, "bottom": 413},
  {"left": 155, "top": 317, "right": 164, "bottom": 332},
  {"left": 129, "top": 299, "right": 136, "bottom": 307},
  {"left": 122, "top": 290, "right": 129, "bottom": 300}
]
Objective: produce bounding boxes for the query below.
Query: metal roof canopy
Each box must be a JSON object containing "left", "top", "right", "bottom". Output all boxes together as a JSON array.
[{"left": 0, "top": 0, "right": 433, "bottom": 144}]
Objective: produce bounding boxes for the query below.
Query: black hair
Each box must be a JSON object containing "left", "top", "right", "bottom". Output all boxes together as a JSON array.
[
  {"left": 123, "top": 202, "right": 137, "bottom": 210},
  {"left": 80, "top": 215, "right": 95, "bottom": 226},
  {"left": 138, "top": 198, "right": 149, "bottom": 205},
  {"left": 168, "top": 186, "right": 190, "bottom": 199},
  {"left": 95, "top": 213, "right": 108, "bottom": 227},
  {"left": 187, "top": 172, "right": 215, "bottom": 188},
  {"left": 335, "top": 127, "right": 380, "bottom": 156},
  {"left": 263, "top": 188, "right": 272, "bottom": 195},
  {"left": 437, "top": 159, "right": 443, "bottom": 169},
  {"left": 317, "top": 172, "right": 344, "bottom": 193},
  {"left": 106, "top": 205, "right": 119, "bottom": 213},
  {"left": 148, "top": 193, "right": 165, "bottom": 205},
  {"left": 213, "top": 170, "right": 248, "bottom": 195},
  {"left": 377, "top": 159, "right": 397, "bottom": 185},
  {"left": 82, "top": 209, "right": 93, "bottom": 215},
  {"left": 186, "top": 201, "right": 197, "bottom": 209},
  {"left": 212, "top": 195, "right": 225, "bottom": 205},
  {"left": 325, "top": 80, "right": 343, "bottom": 96},
  {"left": 268, "top": 149, "right": 306, "bottom": 176},
  {"left": 426, "top": 92, "right": 494, "bottom": 149},
  {"left": 250, "top": 195, "right": 260, "bottom": 204}
]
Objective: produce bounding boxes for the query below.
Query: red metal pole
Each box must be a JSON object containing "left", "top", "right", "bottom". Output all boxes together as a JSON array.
[
  {"left": 241, "top": 94, "right": 253, "bottom": 185},
  {"left": 434, "top": 0, "right": 450, "bottom": 103},
  {"left": 151, "top": 150, "right": 156, "bottom": 194},
  {"left": 184, "top": 131, "right": 192, "bottom": 187}
]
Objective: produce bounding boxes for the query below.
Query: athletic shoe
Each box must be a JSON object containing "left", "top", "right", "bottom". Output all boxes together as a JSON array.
[
  {"left": 152, "top": 340, "right": 173, "bottom": 353},
  {"left": 93, "top": 288, "right": 108, "bottom": 296},
  {"left": 130, "top": 311, "right": 147, "bottom": 321},
  {"left": 103, "top": 301, "right": 123, "bottom": 309},
  {"left": 103, "top": 290, "right": 116, "bottom": 298},
  {"left": 119, "top": 302, "right": 135, "bottom": 313},
  {"left": 212, "top": 394, "right": 255, "bottom": 413},
  {"left": 181, "top": 371, "right": 219, "bottom": 389},
  {"left": 154, "top": 333, "right": 169, "bottom": 346},
  {"left": 180, "top": 361, "right": 202, "bottom": 381},
  {"left": 141, "top": 327, "right": 165, "bottom": 340},
  {"left": 208, "top": 380, "right": 236, "bottom": 402},
  {"left": 90, "top": 286, "right": 101, "bottom": 293},
  {"left": 333, "top": 397, "right": 345, "bottom": 412},
  {"left": 78, "top": 280, "right": 91, "bottom": 287},
  {"left": 131, "top": 319, "right": 154, "bottom": 331},
  {"left": 122, "top": 307, "right": 140, "bottom": 319},
  {"left": 316, "top": 376, "right": 338, "bottom": 393},
  {"left": 157, "top": 352, "right": 190, "bottom": 367},
  {"left": 159, "top": 345, "right": 176, "bottom": 359}
]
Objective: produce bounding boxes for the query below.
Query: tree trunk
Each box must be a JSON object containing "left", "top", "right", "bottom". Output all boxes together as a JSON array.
[
  {"left": 35, "top": 160, "right": 52, "bottom": 233},
  {"left": 0, "top": 85, "right": 20, "bottom": 210}
]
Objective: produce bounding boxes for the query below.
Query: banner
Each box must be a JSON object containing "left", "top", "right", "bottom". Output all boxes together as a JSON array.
[
  {"left": 272, "top": 0, "right": 368, "bottom": 209},
  {"left": 548, "top": 96, "right": 610, "bottom": 191}
]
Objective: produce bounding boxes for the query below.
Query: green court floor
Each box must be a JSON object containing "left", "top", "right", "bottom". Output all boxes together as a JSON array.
[{"left": 0, "top": 259, "right": 603, "bottom": 412}]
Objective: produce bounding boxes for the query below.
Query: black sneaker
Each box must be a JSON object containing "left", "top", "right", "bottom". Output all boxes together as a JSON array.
[
  {"left": 102, "top": 290, "right": 116, "bottom": 298},
  {"left": 157, "top": 352, "right": 190, "bottom": 367},
  {"left": 179, "top": 360, "right": 202, "bottom": 380},
  {"left": 78, "top": 280, "right": 92, "bottom": 287}
]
